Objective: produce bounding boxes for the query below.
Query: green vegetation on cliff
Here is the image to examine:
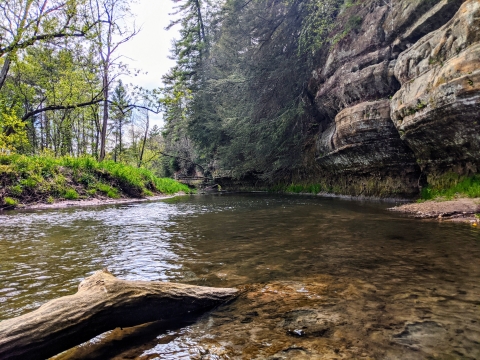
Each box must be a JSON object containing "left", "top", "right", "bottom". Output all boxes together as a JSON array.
[
  {"left": 269, "top": 183, "right": 323, "bottom": 194},
  {"left": 420, "top": 174, "right": 480, "bottom": 201},
  {"left": 0, "top": 155, "right": 192, "bottom": 209},
  {"left": 160, "top": 0, "right": 351, "bottom": 182}
]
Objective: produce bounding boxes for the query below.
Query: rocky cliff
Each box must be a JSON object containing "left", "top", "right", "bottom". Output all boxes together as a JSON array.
[{"left": 307, "top": 0, "right": 479, "bottom": 197}]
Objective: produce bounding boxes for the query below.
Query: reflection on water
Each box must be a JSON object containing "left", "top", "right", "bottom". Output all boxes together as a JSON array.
[{"left": 1, "top": 194, "right": 480, "bottom": 358}]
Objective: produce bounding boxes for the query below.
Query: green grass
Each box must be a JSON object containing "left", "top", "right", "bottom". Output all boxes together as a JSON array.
[
  {"left": 270, "top": 183, "right": 323, "bottom": 194},
  {"left": 143, "top": 189, "right": 154, "bottom": 197},
  {"left": 420, "top": 174, "right": 480, "bottom": 200},
  {"left": 0, "top": 154, "right": 193, "bottom": 208},
  {"left": 86, "top": 189, "right": 97, "bottom": 196}
]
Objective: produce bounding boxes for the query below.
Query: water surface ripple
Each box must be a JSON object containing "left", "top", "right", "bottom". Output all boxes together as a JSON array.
[{"left": 0, "top": 194, "right": 479, "bottom": 358}]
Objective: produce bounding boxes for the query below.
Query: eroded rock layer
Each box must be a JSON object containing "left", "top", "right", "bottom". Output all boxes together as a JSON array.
[
  {"left": 307, "top": 0, "right": 479, "bottom": 197},
  {"left": 391, "top": 0, "right": 480, "bottom": 182},
  {"left": 316, "top": 100, "right": 419, "bottom": 197}
]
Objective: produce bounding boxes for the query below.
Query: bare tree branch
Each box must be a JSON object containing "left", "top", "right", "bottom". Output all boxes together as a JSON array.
[{"left": 21, "top": 98, "right": 105, "bottom": 121}]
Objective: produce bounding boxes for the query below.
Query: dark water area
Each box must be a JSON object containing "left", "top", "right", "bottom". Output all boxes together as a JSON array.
[{"left": 1, "top": 194, "right": 479, "bottom": 359}]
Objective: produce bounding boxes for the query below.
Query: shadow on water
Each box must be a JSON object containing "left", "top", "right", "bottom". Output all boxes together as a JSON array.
[
  {"left": 0, "top": 193, "right": 479, "bottom": 358},
  {"left": 53, "top": 314, "right": 204, "bottom": 360}
]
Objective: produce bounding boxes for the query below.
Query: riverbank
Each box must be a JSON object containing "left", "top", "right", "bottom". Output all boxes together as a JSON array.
[
  {"left": 390, "top": 198, "right": 480, "bottom": 224},
  {"left": 20, "top": 193, "right": 187, "bottom": 210},
  {"left": 0, "top": 154, "right": 193, "bottom": 210}
]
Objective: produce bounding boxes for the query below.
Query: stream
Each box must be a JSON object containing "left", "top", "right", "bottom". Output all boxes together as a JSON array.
[{"left": 0, "top": 193, "right": 479, "bottom": 359}]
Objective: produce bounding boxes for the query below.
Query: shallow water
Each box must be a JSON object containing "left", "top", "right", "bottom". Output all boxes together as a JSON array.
[{"left": 1, "top": 194, "right": 479, "bottom": 359}]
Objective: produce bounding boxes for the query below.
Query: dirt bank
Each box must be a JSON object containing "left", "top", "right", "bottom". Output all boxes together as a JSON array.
[
  {"left": 7, "top": 193, "right": 188, "bottom": 211},
  {"left": 390, "top": 198, "right": 480, "bottom": 224}
]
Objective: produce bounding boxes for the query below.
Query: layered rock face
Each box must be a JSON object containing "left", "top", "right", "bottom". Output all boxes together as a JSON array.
[
  {"left": 391, "top": 0, "right": 480, "bottom": 183},
  {"left": 316, "top": 100, "right": 419, "bottom": 196},
  {"left": 310, "top": 0, "right": 479, "bottom": 197}
]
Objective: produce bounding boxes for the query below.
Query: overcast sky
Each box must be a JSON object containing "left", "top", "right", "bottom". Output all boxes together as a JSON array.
[{"left": 120, "top": 0, "right": 180, "bottom": 126}]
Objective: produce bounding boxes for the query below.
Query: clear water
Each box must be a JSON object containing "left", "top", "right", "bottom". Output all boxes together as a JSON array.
[{"left": 0, "top": 194, "right": 479, "bottom": 359}]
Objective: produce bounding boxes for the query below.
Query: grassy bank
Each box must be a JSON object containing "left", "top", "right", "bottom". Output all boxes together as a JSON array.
[
  {"left": 420, "top": 174, "right": 480, "bottom": 201},
  {"left": 0, "top": 155, "right": 193, "bottom": 209}
]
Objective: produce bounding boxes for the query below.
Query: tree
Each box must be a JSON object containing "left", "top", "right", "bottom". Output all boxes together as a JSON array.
[
  {"left": 88, "top": 0, "right": 138, "bottom": 161},
  {"left": 298, "top": 0, "right": 344, "bottom": 56},
  {"left": 160, "top": 0, "right": 217, "bottom": 176},
  {"left": 2, "top": 41, "right": 103, "bottom": 156},
  {"left": 137, "top": 105, "right": 149, "bottom": 167},
  {"left": 0, "top": 0, "right": 88, "bottom": 91},
  {"left": 167, "top": 0, "right": 208, "bottom": 74},
  {"left": 162, "top": 0, "right": 312, "bottom": 181},
  {"left": 0, "top": 0, "right": 162, "bottom": 161},
  {"left": 160, "top": 0, "right": 350, "bottom": 183},
  {"left": 110, "top": 80, "right": 131, "bottom": 162},
  {"left": 0, "top": 106, "right": 28, "bottom": 153}
]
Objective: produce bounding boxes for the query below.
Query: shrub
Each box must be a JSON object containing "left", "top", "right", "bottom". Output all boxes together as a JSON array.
[
  {"left": 96, "top": 183, "right": 120, "bottom": 199},
  {"left": 64, "top": 188, "right": 79, "bottom": 200},
  {"left": 10, "top": 185, "right": 22, "bottom": 196},
  {"left": 4, "top": 197, "right": 18, "bottom": 207},
  {"left": 143, "top": 189, "right": 154, "bottom": 197},
  {"left": 20, "top": 177, "right": 38, "bottom": 188},
  {"left": 79, "top": 173, "right": 96, "bottom": 187}
]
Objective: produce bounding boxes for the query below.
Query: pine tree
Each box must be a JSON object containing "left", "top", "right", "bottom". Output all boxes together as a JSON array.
[{"left": 110, "top": 80, "right": 131, "bottom": 162}]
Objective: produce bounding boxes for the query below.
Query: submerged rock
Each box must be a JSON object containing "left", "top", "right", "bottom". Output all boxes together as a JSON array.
[{"left": 64, "top": 276, "right": 479, "bottom": 359}]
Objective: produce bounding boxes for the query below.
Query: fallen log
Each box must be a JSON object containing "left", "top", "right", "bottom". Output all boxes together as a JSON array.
[{"left": 0, "top": 269, "right": 238, "bottom": 360}]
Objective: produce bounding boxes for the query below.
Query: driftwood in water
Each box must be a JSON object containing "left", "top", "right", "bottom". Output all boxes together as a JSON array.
[{"left": 0, "top": 269, "right": 238, "bottom": 360}]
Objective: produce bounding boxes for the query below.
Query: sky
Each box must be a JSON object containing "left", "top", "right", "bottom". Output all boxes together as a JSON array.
[{"left": 119, "top": 0, "right": 180, "bottom": 126}]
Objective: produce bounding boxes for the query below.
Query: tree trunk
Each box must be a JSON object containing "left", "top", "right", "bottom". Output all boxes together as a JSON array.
[
  {"left": 99, "top": 66, "right": 109, "bottom": 161},
  {"left": 45, "top": 112, "right": 50, "bottom": 150},
  {"left": 92, "top": 109, "right": 100, "bottom": 158},
  {"left": 113, "top": 127, "right": 118, "bottom": 162},
  {"left": 194, "top": 0, "right": 206, "bottom": 44},
  {"left": 119, "top": 117, "right": 123, "bottom": 160},
  {"left": 40, "top": 112, "right": 44, "bottom": 152},
  {"left": 0, "top": 55, "right": 11, "bottom": 91},
  {"left": 0, "top": 269, "right": 238, "bottom": 360},
  {"left": 138, "top": 110, "right": 149, "bottom": 167}
]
